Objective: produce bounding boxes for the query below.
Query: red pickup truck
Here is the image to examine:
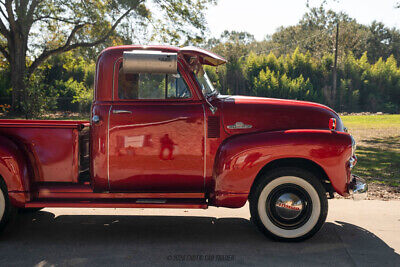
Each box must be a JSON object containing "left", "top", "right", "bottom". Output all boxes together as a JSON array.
[{"left": 0, "top": 45, "right": 367, "bottom": 241}]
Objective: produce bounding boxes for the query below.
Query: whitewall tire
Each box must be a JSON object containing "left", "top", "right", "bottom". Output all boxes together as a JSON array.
[
  {"left": 0, "top": 178, "right": 15, "bottom": 233},
  {"left": 0, "top": 187, "right": 5, "bottom": 224},
  {"left": 250, "top": 168, "right": 328, "bottom": 241}
]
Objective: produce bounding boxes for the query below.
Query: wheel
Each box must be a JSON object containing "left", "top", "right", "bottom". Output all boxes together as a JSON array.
[
  {"left": 0, "top": 178, "right": 16, "bottom": 233},
  {"left": 250, "top": 167, "right": 328, "bottom": 241}
]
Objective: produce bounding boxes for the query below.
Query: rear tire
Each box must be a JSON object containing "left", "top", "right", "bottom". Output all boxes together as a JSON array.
[
  {"left": 0, "top": 178, "right": 15, "bottom": 233},
  {"left": 250, "top": 167, "right": 328, "bottom": 241}
]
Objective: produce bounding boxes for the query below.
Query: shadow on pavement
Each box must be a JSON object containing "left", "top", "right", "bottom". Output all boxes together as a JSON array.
[{"left": 0, "top": 211, "right": 399, "bottom": 266}]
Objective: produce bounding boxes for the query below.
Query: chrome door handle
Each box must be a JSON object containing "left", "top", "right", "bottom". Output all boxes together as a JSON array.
[{"left": 113, "top": 110, "right": 132, "bottom": 114}]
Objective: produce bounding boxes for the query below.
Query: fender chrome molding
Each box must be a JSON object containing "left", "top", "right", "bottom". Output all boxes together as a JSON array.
[{"left": 227, "top": 122, "right": 253, "bottom": 130}]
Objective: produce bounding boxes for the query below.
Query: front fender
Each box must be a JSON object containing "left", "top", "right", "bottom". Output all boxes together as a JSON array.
[
  {"left": 210, "top": 130, "right": 353, "bottom": 207},
  {"left": 0, "top": 135, "right": 30, "bottom": 207}
]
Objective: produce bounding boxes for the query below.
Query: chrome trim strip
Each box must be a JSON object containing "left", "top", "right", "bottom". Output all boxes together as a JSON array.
[
  {"left": 349, "top": 156, "right": 356, "bottom": 169},
  {"left": 109, "top": 117, "right": 188, "bottom": 131},
  {"left": 113, "top": 109, "right": 132, "bottom": 114},
  {"left": 112, "top": 57, "right": 123, "bottom": 101},
  {"left": 107, "top": 105, "right": 113, "bottom": 190},
  {"left": 202, "top": 104, "right": 207, "bottom": 191}
]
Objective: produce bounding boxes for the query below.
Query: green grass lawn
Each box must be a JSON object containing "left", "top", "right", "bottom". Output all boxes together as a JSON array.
[
  {"left": 341, "top": 114, "right": 400, "bottom": 187},
  {"left": 342, "top": 114, "right": 400, "bottom": 129}
]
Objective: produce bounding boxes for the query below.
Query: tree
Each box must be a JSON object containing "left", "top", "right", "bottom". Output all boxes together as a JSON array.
[
  {"left": 268, "top": 6, "right": 370, "bottom": 60},
  {"left": 206, "top": 31, "right": 255, "bottom": 94},
  {"left": 365, "top": 21, "right": 400, "bottom": 62},
  {"left": 0, "top": 0, "right": 216, "bottom": 114}
]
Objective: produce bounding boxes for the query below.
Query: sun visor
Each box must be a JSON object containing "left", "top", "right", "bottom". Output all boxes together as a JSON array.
[
  {"left": 123, "top": 50, "right": 178, "bottom": 74},
  {"left": 180, "top": 46, "right": 227, "bottom": 66}
]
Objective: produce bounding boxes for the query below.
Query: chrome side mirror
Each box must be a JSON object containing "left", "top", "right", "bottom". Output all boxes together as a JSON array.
[{"left": 92, "top": 115, "right": 101, "bottom": 124}]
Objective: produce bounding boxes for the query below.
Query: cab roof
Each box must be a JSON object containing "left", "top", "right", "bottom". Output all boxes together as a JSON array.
[{"left": 100, "top": 45, "right": 226, "bottom": 66}]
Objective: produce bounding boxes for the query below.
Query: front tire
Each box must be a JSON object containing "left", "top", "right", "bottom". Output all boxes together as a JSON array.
[
  {"left": 0, "top": 178, "right": 15, "bottom": 233},
  {"left": 250, "top": 168, "right": 328, "bottom": 241}
]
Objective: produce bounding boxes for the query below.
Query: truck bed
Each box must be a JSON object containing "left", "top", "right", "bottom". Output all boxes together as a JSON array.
[{"left": 0, "top": 119, "right": 90, "bottom": 183}]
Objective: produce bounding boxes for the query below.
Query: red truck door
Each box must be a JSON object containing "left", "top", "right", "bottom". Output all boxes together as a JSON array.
[{"left": 108, "top": 70, "right": 205, "bottom": 192}]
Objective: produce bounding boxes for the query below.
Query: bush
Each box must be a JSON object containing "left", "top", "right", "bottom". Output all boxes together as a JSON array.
[
  {"left": 23, "top": 74, "right": 58, "bottom": 118},
  {"left": 210, "top": 47, "right": 400, "bottom": 113}
]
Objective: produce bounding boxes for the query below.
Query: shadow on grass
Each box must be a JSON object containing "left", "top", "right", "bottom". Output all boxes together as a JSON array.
[
  {"left": 363, "top": 136, "right": 400, "bottom": 149},
  {"left": 353, "top": 136, "right": 400, "bottom": 186}
]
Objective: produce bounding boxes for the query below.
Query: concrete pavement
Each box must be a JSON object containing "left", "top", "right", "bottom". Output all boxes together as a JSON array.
[{"left": 0, "top": 199, "right": 399, "bottom": 266}]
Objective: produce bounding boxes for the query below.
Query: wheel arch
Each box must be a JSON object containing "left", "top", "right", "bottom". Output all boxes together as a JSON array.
[
  {"left": 0, "top": 135, "right": 31, "bottom": 207},
  {"left": 249, "top": 158, "right": 333, "bottom": 201}
]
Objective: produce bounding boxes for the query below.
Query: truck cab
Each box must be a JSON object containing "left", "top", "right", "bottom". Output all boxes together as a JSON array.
[{"left": 0, "top": 45, "right": 367, "bottom": 241}]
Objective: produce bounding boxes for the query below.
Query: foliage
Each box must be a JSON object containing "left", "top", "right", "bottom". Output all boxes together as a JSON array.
[
  {"left": 0, "top": 3, "right": 399, "bottom": 115},
  {"left": 0, "top": 104, "right": 10, "bottom": 113},
  {"left": 205, "top": 44, "right": 400, "bottom": 113},
  {"left": 11, "top": 51, "right": 95, "bottom": 118},
  {"left": 217, "top": 7, "right": 400, "bottom": 64},
  {"left": 0, "top": 62, "right": 10, "bottom": 99},
  {"left": 205, "top": 31, "right": 255, "bottom": 95},
  {"left": 0, "top": 0, "right": 216, "bottom": 114},
  {"left": 204, "top": 7, "right": 400, "bottom": 113},
  {"left": 23, "top": 73, "right": 58, "bottom": 118},
  {"left": 42, "top": 52, "right": 95, "bottom": 113},
  {"left": 245, "top": 49, "right": 324, "bottom": 103}
]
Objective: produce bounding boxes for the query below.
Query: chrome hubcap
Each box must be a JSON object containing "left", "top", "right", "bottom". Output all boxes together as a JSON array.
[
  {"left": 275, "top": 193, "right": 304, "bottom": 220},
  {"left": 267, "top": 183, "right": 312, "bottom": 230}
]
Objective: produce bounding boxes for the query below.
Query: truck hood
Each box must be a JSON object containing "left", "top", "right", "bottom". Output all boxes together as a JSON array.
[{"left": 219, "top": 95, "right": 343, "bottom": 135}]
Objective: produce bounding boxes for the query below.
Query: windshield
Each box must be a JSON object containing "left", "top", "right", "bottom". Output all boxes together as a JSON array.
[{"left": 194, "top": 68, "right": 218, "bottom": 97}]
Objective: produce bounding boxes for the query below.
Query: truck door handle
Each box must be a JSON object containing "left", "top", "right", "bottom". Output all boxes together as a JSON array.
[{"left": 113, "top": 110, "right": 132, "bottom": 114}]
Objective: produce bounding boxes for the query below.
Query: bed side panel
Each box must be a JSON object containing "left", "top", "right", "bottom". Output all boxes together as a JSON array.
[{"left": 0, "top": 125, "right": 81, "bottom": 183}]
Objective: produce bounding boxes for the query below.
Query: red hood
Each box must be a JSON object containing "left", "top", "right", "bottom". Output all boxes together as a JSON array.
[{"left": 219, "top": 95, "right": 342, "bottom": 135}]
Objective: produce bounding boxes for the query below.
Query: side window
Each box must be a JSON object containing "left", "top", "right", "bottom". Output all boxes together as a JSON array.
[{"left": 118, "top": 65, "right": 192, "bottom": 100}]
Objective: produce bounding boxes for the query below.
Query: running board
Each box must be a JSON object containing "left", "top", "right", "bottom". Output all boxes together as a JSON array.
[
  {"left": 136, "top": 199, "right": 167, "bottom": 204},
  {"left": 25, "top": 198, "right": 207, "bottom": 209},
  {"left": 34, "top": 184, "right": 205, "bottom": 199}
]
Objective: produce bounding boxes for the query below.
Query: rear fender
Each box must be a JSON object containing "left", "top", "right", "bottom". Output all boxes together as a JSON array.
[
  {"left": 0, "top": 136, "right": 30, "bottom": 207},
  {"left": 210, "top": 130, "right": 353, "bottom": 207}
]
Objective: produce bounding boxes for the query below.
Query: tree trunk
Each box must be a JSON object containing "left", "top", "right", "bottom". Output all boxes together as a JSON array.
[
  {"left": 9, "top": 33, "right": 28, "bottom": 115},
  {"left": 10, "top": 60, "right": 27, "bottom": 114}
]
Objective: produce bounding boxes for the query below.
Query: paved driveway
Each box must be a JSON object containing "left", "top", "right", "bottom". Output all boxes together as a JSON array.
[{"left": 0, "top": 199, "right": 399, "bottom": 266}]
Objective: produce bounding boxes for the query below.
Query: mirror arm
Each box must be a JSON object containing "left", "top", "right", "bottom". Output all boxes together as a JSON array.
[{"left": 204, "top": 95, "right": 217, "bottom": 114}]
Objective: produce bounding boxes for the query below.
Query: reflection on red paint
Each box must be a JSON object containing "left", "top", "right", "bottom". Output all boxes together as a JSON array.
[
  {"left": 241, "top": 152, "right": 262, "bottom": 169},
  {"left": 159, "top": 134, "right": 176, "bottom": 160}
]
